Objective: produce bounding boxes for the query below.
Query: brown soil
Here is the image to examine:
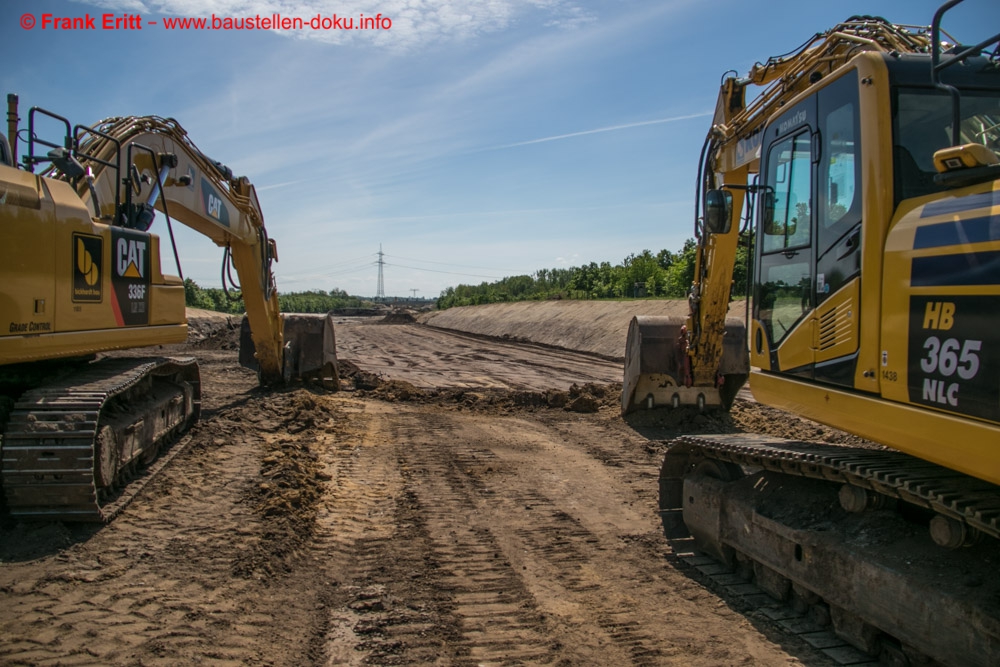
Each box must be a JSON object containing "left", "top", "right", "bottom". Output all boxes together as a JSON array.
[
  {"left": 378, "top": 310, "right": 418, "bottom": 325},
  {"left": 418, "top": 299, "right": 748, "bottom": 360},
  {"left": 0, "top": 303, "right": 858, "bottom": 666}
]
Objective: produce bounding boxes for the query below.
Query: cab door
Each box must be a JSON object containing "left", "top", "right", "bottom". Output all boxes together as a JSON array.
[
  {"left": 812, "top": 71, "right": 863, "bottom": 387},
  {"left": 753, "top": 99, "right": 817, "bottom": 379},
  {"left": 751, "top": 71, "right": 863, "bottom": 387}
]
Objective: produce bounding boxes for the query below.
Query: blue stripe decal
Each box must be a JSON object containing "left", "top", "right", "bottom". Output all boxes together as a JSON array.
[
  {"left": 913, "top": 214, "right": 1000, "bottom": 249},
  {"left": 920, "top": 190, "right": 1000, "bottom": 218},
  {"left": 911, "top": 251, "right": 1000, "bottom": 287}
]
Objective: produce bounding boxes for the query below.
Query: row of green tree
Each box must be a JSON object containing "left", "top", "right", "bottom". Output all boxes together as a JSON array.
[
  {"left": 183, "top": 279, "right": 365, "bottom": 314},
  {"left": 183, "top": 235, "right": 751, "bottom": 313},
  {"left": 436, "top": 236, "right": 751, "bottom": 309}
]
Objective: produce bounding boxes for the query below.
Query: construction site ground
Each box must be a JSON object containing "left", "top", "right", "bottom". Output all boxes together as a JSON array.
[{"left": 0, "top": 301, "right": 884, "bottom": 666}]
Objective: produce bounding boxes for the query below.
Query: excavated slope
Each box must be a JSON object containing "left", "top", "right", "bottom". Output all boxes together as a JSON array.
[{"left": 418, "top": 299, "right": 748, "bottom": 360}]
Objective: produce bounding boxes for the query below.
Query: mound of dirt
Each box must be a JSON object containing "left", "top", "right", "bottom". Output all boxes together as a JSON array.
[
  {"left": 379, "top": 310, "right": 417, "bottom": 324},
  {"left": 186, "top": 308, "right": 241, "bottom": 349},
  {"left": 624, "top": 397, "right": 880, "bottom": 454},
  {"left": 339, "top": 367, "right": 622, "bottom": 416},
  {"left": 336, "top": 359, "right": 384, "bottom": 391},
  {"left": 419, "top": 300, "right": 748, "bottom": 360},
  {"left": 231, "top": 391, "right": 332, "bottom": 581}
]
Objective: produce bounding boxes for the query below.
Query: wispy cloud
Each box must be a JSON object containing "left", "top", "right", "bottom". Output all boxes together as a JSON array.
[
  {"left": 255, "top": 180, "right": 306, "bottom": 192},
  {"left": 484, "top": 112, "right": 713, "bottom": 151}
]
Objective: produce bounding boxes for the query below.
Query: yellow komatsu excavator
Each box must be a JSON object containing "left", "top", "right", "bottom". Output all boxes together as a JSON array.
[
  {"left": 623, "top": 1, "right": 1000, "bottom": 664},
  {"left": 0, "top": 96, "right": 337, "bottom": 522}
]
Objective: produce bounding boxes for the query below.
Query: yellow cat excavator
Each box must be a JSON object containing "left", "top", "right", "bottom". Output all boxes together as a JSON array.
[
  {"left": 623, "top": 1, "right": 1000, "bottom": 664},
  {"left": 0, "top": 97, "right": 337, "bottom": 522}
]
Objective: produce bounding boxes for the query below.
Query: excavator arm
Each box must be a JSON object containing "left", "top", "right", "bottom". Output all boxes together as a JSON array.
[
  {"left": 48, "top": 115, "right": 287, "bottom": 383},
  {"left": 24, "top": 111, "right": 334, "bottom": 385},
  {"left": 0, "top": 99, "right": 337, "bottom": 522},
  {"left": 623, "top": 15, "right": 939, "bottom": 414},
  {"left": 639, "top": 5, "right": 1000, "bottom": 664}
]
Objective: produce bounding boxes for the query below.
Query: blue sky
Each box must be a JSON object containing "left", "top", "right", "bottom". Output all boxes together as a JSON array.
[{"left": 2, "top": 0, "right": 996, "bottom": 298}]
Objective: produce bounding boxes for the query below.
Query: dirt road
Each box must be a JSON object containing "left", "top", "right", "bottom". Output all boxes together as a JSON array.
[
  {"left": 0, "top": 316, "right": 846, "bottom": 666},
  {"left": 333, "top": 318, "right": 623, "bottom": 390}
]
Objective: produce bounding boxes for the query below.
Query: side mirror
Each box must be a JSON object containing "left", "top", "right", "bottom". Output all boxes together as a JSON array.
[
  {"left": 704, "top": 189, "right": 733, "bottom": 234},
  {"left": 47, "top": 147, "right": 85, "bottom": 179}
]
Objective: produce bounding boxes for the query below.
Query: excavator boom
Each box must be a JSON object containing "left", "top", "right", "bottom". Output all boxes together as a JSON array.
[
  {"left": 0, "top": 98, "right": 338, "bottom": 521},
  {"left": 627, "top": 1, "right": 1000, "bottom": 664}
]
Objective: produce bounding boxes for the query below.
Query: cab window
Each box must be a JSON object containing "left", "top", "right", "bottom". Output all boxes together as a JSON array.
[
  {"left": 893, "top": 88, "right": 1000, "bottom": 203},
  {"left": 762, "top": 132, "right": 811, "bottom": 253},
  {"left": 758, "top": 261, "right": 812, "bottom": 344},
  {"left": 821, "top": 103, "right": 856, "bottom": 230}
]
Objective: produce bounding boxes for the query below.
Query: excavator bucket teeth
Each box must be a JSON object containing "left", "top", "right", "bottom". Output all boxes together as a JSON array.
[
  {"left": 239, "top": 314, "right": 339, "bottom": 389},
  {"left": 621, "top": 315, "right": 748, "bottom": 415}
]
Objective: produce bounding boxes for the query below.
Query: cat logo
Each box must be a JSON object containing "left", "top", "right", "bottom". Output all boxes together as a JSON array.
[
  {"left": 200, "top": 177, "right": 231, "bottom": 227},
  {"left": 110, "top": 228, "right": 151, "bottom": 326},
  {"left": 72, "top": 233, "right": 103, "bottom": 302},
  {"left": 208, "top": 193, "right": 223, "bottom": 219},
  {"left": 116, "top": 237, "right": 147, "bottom": 278}
]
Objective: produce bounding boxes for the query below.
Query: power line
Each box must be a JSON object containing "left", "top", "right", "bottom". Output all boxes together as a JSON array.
[
  {"left": 281, "top": 261, "right": 375, "bottom": 280},
  {"left": 280, "top": 255, "right": 376, "bottom": 279},
  {"left": 384, "top": 253, "right": 523, "bottom": 275},
  {"left": 376, "top": 244, "right": 385, "bottom": 299},
  {"left": 382, "top": 261, "right": 508, "bottom": 280}
]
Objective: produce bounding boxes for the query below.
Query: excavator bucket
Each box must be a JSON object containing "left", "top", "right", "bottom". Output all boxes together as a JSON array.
[
  {"left": 621, "top": 315, "right": 748, "bottom": 415},
  {"left": 239, "top": 313, "right": 339, "bottom": 389}
]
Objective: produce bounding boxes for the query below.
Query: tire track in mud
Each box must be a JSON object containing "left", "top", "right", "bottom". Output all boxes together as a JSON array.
[
  {"left": 310, "top": 401, "right": 555, "bottom": 665},
  {"left": 438, "top": 408, "right": 826, "bottom": 667},
  {"left": 0, "top": 393, "right": 329, "bottom": 666},
  {"left": 387, "top": 413, "right": 558, "bottom": 665},
  {"left": 371, "top": 406, "right": 675, "bottom": 665},
  {"left": 335, "top": 322, "right": 622, "bottom": 391},
  {"left": 304, "top": 399, "right": 453, "bottom": 666},
  {"left": 505, "top": 495, "right": 662, "bottom": 663},
  {"left": 471, "top": 466, "right": 668, "bottom": 665}
]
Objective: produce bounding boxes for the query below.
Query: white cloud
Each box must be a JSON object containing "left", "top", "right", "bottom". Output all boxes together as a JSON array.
[{"left": 70, "top": 0, "right": 596, "bottom": 49}]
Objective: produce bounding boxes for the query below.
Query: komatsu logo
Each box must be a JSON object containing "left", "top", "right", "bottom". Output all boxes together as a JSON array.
[
  {"left": 116, "top": 237, "right": 147, "bottom": 278},
  {"left": 778, "top": 110, "right": 807, "bottom": 135},
  {"left": 735, "top": 127, "right": 762, "bottom": 168}
]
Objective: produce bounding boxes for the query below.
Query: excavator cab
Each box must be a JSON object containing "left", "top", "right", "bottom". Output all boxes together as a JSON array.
[
  {"left": 638, "top": 4, "right": 1000, "bottom": 665},
  {"left": 1, "top": 95, "right": 340, "bottom": 521}
]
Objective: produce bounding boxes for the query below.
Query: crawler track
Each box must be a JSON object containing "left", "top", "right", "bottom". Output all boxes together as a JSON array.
[
  {"left": 661, "top": 434, "right": 1000, "bottom": 541},
  {"left": 1, "top": 357, "right": 200, "bottom": 522},
  {"left": 659, "top": 434, "right": 1000, "bottom": 666}
]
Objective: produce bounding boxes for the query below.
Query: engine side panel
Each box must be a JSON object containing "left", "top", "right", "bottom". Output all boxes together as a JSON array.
[
  {"left": 881, "top": 184, "right": 1000, "bottom": 432},
  {"left": 0, "top": 165, "right": 186, "bottom": 365}
]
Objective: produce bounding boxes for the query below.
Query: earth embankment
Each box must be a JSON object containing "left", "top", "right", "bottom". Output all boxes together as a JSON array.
[{"left": 419, "top": 299, "right": 748, "bottom": 359}]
